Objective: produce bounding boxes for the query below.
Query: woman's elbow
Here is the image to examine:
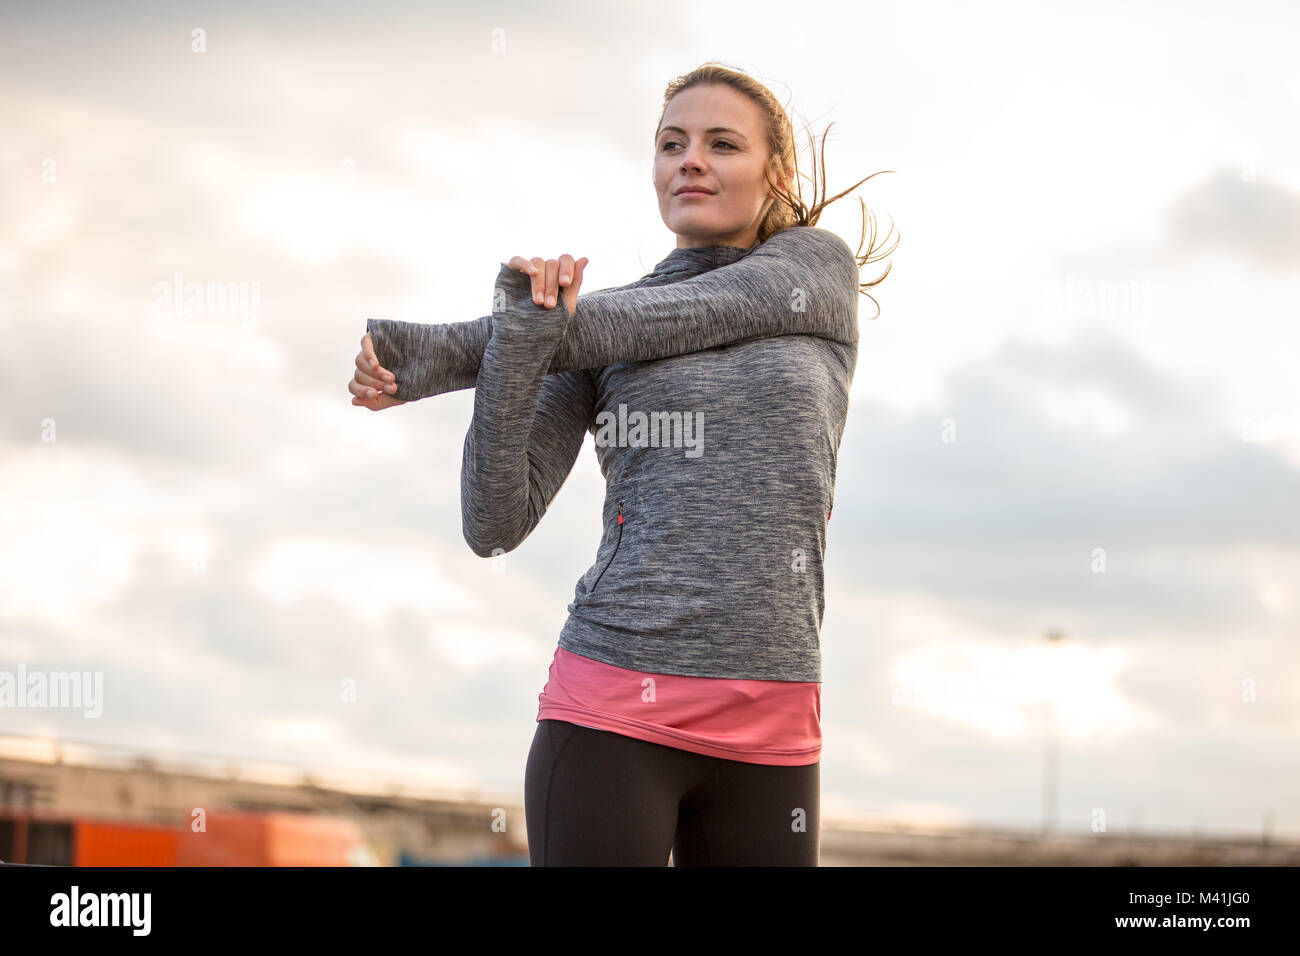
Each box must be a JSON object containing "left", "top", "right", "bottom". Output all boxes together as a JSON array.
[
  {"left": 465, "top": 538, "right": 501, "bottom": 559},
  {"left": 464, "top": 527, "right": 510, "bottom": 558},
  {"left": 462, "top": 517, "right": 526, "bottom": 559}
]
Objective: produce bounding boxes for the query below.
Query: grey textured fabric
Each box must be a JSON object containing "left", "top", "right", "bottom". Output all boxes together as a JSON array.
[{"left": 365, "top": 225, "right": 860, "bottom": 680}]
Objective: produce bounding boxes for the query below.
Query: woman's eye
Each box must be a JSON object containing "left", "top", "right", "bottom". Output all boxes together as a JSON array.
[{"left": 661, "top": 141, "right": 737, "bottom": 151}]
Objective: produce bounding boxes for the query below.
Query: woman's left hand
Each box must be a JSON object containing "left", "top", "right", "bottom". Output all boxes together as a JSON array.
[
  {"left": 349, "top": 332, "right": 406, "bottom": 410},
  {"left": 507, "top": 254, "right": 589, "bottom": 316}
]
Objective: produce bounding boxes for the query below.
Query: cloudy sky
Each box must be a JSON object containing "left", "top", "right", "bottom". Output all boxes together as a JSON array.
[{"left": 2, "top": 0, "right": 1297, "bottom": 838}]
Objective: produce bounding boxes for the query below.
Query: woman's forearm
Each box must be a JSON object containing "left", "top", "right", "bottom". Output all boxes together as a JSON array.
[
  {"left": 460, "top": 267, "right": 593, "bottom": 557},
  {"left": 366, "top": 313, "right": 490, "bottom": 402},
  {"left": 366, "top": 225, "right": 860, "bottom": 403}
]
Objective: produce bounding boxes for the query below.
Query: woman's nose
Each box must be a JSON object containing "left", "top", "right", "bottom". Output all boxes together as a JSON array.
[{"left": 680, "top": 147, "right": 706, "bottom": 172}]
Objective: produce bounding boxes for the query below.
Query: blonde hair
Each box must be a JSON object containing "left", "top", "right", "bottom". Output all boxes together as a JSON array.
[{"left": 657, "top": 62, "right": 899, "bottom": 318}]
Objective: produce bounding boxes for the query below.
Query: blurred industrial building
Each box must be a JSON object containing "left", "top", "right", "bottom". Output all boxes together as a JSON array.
[{"left": 2, "top": 735, "right": 1294, "bottom": 866}]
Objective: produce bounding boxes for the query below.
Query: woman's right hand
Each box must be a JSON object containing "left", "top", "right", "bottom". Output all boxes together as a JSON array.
[
  {"left": 507, "top": 254, "right": 588, "bottom": 316},
  {"left": 350, "top": 333, "right": 406, "bottom": 410}
]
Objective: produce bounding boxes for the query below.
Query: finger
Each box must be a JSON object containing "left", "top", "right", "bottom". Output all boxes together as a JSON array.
[
  {"left": 348, "top": 376, "right": 389, "bottom": 402},
  {"left": 359, "top": 339, "right": 396, "bottom": 385},
  {"left": 510, "top": 255, "right": 541, "bottom": 304},
  {"left": 544, "top": 258, "right": 559, "bottom": 308},
  {"left": 529, "top": 257, "right": 546, "bottom": 305},
  {"left": 561, "top": 257, "right": 588, "bottom": 317},
  {"left": 361, "top": 333, "right": 380, "bottom": 372},
  {"left": 507, "top": 255, "right": 539, "bottom": 276},
  {"left": 558, "top": 253, "right": 575, "bottom": 287},
  {"left": 355, "top": 351, "right": 394, "bottom": 384},
  {"left": 355, "top": 367, "right": 393, "bottom": 393}
]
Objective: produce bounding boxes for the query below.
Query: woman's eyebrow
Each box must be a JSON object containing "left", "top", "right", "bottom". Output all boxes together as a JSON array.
[{"left": 658, "top": 125, "right": 748, "bottom": 140}]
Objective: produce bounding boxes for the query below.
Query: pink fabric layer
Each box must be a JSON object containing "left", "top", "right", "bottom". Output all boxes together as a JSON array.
[{"left": 536, "top": 646, "right": 820, "bottom": 766}]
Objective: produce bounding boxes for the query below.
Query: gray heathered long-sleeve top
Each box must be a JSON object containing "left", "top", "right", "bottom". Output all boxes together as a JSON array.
[{"left": 365, "top": 225, "right": 860, "bottom": 681}]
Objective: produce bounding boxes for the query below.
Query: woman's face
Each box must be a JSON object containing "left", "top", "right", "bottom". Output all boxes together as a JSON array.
[{"left": 653, "top": 84, "right": 786, "bottom": 250}]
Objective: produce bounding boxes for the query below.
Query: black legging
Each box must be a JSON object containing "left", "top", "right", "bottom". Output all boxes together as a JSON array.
[{"left": 524, "top": 718, "right": 820, "bottom": 866}]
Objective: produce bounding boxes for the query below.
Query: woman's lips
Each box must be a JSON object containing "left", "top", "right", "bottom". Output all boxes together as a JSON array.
[{"left": 675, "top": 189, "right": 713, "bottom": 198}]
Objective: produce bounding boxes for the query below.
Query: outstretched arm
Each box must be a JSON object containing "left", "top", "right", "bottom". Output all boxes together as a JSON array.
[
  {"left": 366, "top": 225, "right": 860, "bottom": 403},
  {"left": 460, "top": 266, "right": 596, "bottom": 558}
]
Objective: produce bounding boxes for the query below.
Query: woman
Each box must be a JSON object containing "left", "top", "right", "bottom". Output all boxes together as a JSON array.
[{"left": 349, "top": 63, "right": 897, "bottom": 865}]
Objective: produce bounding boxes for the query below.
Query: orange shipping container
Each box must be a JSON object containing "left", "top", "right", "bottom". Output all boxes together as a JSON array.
[
  {"left": 74, "top": 819, "right": 181, "bottom": 867},
  {"left": 174, "top": 810, "right": 377, "bottom": 866}
]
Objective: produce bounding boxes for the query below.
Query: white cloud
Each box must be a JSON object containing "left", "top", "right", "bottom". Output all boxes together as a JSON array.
[{"left": 245, "top": 536, "right": 473, "bottom": 616}]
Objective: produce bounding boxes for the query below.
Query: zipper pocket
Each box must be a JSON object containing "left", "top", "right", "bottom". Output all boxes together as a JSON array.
[{"left": 589, "top": 499, "right": 624, "bottom": 593}]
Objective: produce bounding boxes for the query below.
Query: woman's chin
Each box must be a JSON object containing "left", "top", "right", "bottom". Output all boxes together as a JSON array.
[{"left": 666, "top": 211, "right": 729, "bottom": 234}]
